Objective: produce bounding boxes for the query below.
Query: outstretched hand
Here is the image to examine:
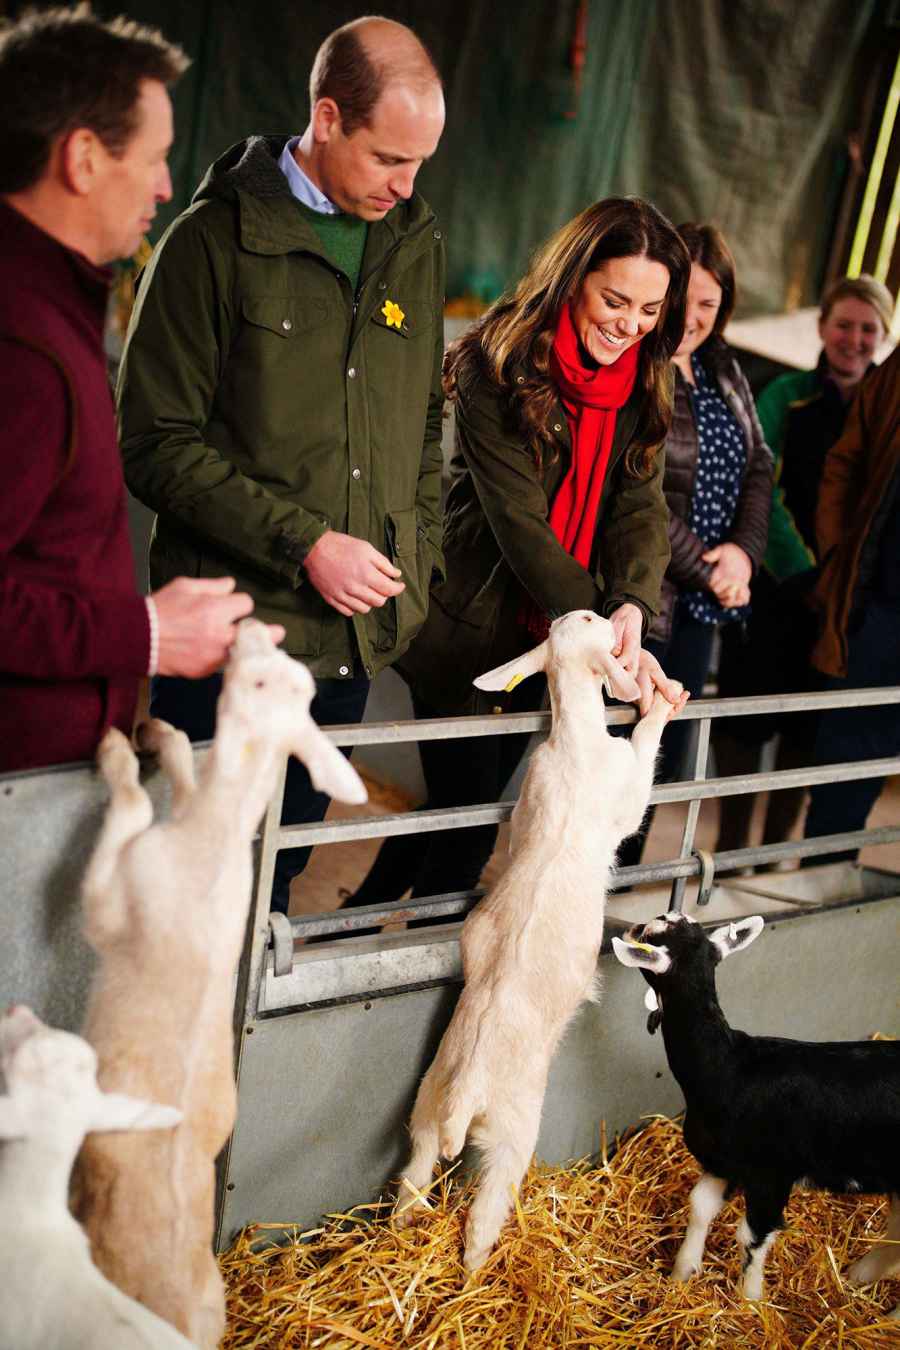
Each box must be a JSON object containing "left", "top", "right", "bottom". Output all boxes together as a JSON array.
[
  {"left": 635, "top": 648, "right": 689, "bottom": 719},
  {"left": 153, "top": 576, "right": 285, "bottom": 679}
]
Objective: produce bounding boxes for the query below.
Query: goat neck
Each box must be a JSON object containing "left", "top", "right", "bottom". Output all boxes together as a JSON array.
[
  {"left": 657, "top": 964, "right": 736, "bottom": 1105},
  {"left": 201, "top": 717, "right": 286, "bottom": 837},
  {"left": 0, "top": 1131, "right": 79, "bottom": 1214},
  {"left": 545, "top": 661, "right": 609, "bottom": 749}
]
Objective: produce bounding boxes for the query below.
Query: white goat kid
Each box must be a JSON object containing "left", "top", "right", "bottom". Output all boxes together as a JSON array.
[
  {"left": 0, "top": 1005, "right": 195, "bottom": 1350},
  {"left": 72, "top": 619, "right": 366, "bottom": 1348},
  {"left": 393, "top": 610, "right": 681, "bottom": 1271}
]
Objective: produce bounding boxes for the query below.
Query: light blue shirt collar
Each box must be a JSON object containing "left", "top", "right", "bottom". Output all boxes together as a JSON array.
[{"left": 278, "top": 137, "right": 340, "bottom": 215}]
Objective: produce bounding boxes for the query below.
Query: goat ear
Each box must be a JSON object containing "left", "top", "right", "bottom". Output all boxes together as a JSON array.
[
  {"left": 0, "top": 1097, "right": 26, "bottom": 1140},
  {"left": 709, "top": 914, "right": 765, "bottom": 961},
  {"left": 88, "top": 1091, "right": 183, "bottom": 1134},
  {"left": 473, "top": 639, "right": 549, "bottom": 692},
  {"left": 594, "top": 650, "right": 641, "bottom": 704},
  {"left": 611, "top": 936, "right": 671, "bottom": 973},
  {"left": 290, "top": 726, "right": 368, "bottom": 805}
]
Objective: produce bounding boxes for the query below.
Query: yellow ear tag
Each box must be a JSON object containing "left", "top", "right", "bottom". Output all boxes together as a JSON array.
[
  {"left": 625, "top": 939, "right": 656, "bottom": 955},
  {"left": 504, "top": 673, "right": 524, "bottom": 692}
]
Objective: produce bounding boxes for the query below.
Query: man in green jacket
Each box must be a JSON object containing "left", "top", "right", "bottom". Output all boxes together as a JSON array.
[{"left": 118, "top": 17, "right": 446, "bottom": 912}]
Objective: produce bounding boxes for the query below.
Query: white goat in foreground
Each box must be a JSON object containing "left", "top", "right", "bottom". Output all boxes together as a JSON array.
[
  {"left": 0, "top": 1004, "right": 196, "bottom": 1350},
  {"left": 393, "top": 610, "right": 683, "bottom": 1271},
  {"left": 71, "top": 619, "right": 367, "bottom": 1347}
]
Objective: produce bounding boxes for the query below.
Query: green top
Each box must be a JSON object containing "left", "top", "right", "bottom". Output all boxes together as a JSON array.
[
  {"left": 757, "top": 367, "right": 820, "bottom": 580},
  {"left": 296, "top": 200, "right": 368, "bottom": 293}
]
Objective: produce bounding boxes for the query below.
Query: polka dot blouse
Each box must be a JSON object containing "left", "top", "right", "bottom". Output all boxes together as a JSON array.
[{"left": 683, "top": 354, "right": 751, "bottom": 626}]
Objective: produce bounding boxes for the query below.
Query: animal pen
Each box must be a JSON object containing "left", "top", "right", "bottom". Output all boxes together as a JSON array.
[{"left": 1, "top": 686, "right": 898, "bottom": 1253}]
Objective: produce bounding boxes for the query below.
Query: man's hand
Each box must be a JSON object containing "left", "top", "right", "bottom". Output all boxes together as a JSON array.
[
  {"left": 635, "top": 647, "right": 690, "bottom": 718},
  {"left": 304, "top": 530, "right": 404, "bottom": 617},
  {"left": 608, "top": 602, "right": 643, "bottom": 676},
  {"left": 703, "top": 542, "right": 752, "bottom": 609},
  {"left": 153, "top": 576, "right": 285, "bottom": 678}
]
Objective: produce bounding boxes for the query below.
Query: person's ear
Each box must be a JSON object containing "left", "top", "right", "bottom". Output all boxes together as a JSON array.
[
  {"left": 311, "top": 98, "right": 342, "bottom": 145},
  {"left": 59, "top": 127, "right": 100, "bottom": 197}
]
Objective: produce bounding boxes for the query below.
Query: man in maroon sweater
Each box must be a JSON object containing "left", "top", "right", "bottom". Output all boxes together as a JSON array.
[{"left": 0, "top": 8, "right": 279, "bottom": 772}]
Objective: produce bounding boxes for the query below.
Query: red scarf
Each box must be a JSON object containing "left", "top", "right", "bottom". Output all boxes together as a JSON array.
[
  {"left": 548, "top": 300, "right": 640, "bottom": 566},
  {"left": 520, "top": 304, "right": 640, "bottom": 640}
]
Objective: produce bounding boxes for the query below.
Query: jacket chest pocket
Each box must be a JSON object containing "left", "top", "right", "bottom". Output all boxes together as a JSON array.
[
  {"left": 241, "top": 296, "right": 330, "bottom": 339},
  {"left": 369, "top": 300, "right": 432, "bottom": 340}
]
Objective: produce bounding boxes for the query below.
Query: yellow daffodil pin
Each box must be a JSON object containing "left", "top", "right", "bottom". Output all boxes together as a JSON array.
[{"left": 382, "top": 299, "right": 405, "bottom": 329}]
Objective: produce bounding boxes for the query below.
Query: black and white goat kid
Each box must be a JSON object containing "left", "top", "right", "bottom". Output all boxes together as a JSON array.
[{"left": 612, "top": 912, "right": 900, "bottom": 1313}]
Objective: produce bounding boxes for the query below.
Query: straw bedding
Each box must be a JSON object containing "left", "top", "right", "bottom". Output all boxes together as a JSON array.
[{"left": 219, "top": 1116, "right": 898, "bottom": 1348}]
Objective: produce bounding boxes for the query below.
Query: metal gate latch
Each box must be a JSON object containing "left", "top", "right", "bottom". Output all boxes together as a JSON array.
[
  {"left": 268, "top": 913, "right": 294, "bottom": 977},
  {"left": 693, "top": 848, "right": 716, "bottom": 907}
]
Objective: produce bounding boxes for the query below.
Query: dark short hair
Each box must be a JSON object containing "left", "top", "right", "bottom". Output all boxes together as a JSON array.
[
  {"left": 0, "top": 3, "right": 188, "bottom": 194},
  {"left": 676, "top": 222, "right": 737, "bottom": 335},
  {"left": 309, "top": 16, "right": 440, "bottom": 137}
]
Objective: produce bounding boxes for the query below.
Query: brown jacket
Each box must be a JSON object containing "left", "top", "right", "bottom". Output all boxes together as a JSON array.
[
  {"left": 812, "top": 345, "right": 900, "bottom": 677},
  {"left": 649, "top": 341, "right": 773, "bottom": 643}
]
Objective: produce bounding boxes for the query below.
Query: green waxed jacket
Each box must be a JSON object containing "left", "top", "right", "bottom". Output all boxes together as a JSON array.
[
  {"left": 117, "top": 135, "right": 446, "bottom": 679},
  {"left": 398, "top": 361, "right": 672, "bottom": 712}
]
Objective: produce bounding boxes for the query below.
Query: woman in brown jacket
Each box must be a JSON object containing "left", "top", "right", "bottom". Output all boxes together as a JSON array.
[
  {"left": 617, "top": 224, "right": 773, "bottom": 868},
  {"left": 802, "top": 344, "right": 900, "bottom": 862},
  {"left": 337, "top": 197, "right": 690, "bottom": 921}
]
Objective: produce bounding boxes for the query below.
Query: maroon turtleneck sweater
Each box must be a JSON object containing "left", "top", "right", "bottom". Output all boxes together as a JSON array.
[{"left": 0, "top": 200, "right": 150, "bottom": 772}]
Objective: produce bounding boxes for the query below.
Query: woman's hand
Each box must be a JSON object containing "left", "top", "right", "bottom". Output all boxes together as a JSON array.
[
  {"left": 635, "top": 648, "right": 690, "bottom": 717},
  {"left": 702, "top": 542, "right": 752, "bottom": 609},
  {"left": 608, "top": 603, "right": 643, "bottom": 676}
]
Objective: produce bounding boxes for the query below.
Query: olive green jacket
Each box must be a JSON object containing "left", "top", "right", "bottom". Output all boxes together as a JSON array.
[
  {"left": 117, "top": 135, "right": 446, "bottom": 679},
  {"left": 398, "top": 362, "right": 671, "bottom": 711}
]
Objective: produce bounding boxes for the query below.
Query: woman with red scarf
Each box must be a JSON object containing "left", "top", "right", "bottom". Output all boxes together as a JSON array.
[{"left": 337, "top": 198, "right": 690, "bottom": 922}]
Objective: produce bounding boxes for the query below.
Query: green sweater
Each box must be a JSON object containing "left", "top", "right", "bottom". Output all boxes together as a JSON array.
[{"left": 296, "top": 200, "right": 368, "bottom": 293}]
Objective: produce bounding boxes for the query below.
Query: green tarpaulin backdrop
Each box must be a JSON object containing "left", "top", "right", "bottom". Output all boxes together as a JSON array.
[{"left": 11, "top": 0, "right": 883, "bottom": 314}]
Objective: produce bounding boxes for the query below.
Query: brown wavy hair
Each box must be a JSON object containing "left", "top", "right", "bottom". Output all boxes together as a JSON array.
[{"left": 443, "top": 197, "right": 690, "bottom": 474}]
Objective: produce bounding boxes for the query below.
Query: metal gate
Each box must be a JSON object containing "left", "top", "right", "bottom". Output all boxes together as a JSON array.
[{"left": 0, "top": 688, "right": 897, "bottom": 1246}]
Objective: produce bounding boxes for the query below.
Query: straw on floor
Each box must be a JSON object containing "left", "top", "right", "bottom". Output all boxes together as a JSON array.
[{"left": 219, "top": 1116, "right": 898, "bottom": 1349}]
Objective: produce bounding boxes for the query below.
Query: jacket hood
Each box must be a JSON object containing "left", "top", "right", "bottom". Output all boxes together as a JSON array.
[{"left": 190, "top": 134, "right": 434, "bottom": 236}]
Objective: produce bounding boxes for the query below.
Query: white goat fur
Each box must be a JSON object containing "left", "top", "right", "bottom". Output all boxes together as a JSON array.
[
  {"left": 393, "top": 611, "right": 680, "bottom": 1271},
  {"left": 0, "top": 1005, "right": 196, "bottom": 1350},
  {"left": 71, "top": 620, "right": 367, "bottom": 1347}
]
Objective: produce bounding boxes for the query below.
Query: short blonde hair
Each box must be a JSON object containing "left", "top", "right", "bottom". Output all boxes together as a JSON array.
[{"left": 820, "top": 274, "right": 893, "bottom": 334}]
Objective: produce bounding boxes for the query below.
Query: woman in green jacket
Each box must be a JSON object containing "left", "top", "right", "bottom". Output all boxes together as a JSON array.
[{"left": 342, "top": 197, "right": 690, "bottom": 918}]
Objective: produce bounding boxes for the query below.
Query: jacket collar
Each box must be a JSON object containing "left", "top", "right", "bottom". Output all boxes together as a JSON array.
[
  {"left": 0, "top": 199, "right": 111, "bottom": 326},
  {"left": 192, "top": 134, "right": 435, "bottom": 262}
]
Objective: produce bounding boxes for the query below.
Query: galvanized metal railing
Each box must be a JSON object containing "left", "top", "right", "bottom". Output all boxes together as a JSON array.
[{"left": 243, "top": 686, "right": 900, "bottom": 1010}]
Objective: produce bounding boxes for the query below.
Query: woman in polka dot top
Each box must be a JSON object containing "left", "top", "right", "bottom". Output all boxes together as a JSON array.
[{"left": 617, "top": 223, "right": 773, "bottom": 869}]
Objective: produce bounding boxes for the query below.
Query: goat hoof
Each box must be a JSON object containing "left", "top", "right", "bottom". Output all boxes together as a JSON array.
[
  {"left": 392, "top": 1207, "right": 422, "bottom": 1231},
  {"left": 462, "top": 1244, "right": 489, "bottom": 1274},
  {"left": 671, "top": 1261, "right": 698, "bottom": 1283},
  {"left": 847, "top": 1251, "right": 891, "bottom": 1286}
]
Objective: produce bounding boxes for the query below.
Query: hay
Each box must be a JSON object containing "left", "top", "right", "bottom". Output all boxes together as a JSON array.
[{"left": 219, "top": 1117, "right": 898, "bottom": 1349}]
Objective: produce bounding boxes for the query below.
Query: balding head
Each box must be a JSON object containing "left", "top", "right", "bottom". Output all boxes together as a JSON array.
[{"left": 310, "top": 15, "right": 441, "bottom": 135}]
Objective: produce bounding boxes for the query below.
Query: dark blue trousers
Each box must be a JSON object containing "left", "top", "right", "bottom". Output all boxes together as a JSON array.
[
  {"left": 803, "top": 599, "right": 900, "bottom": 865},
  {"left": 151, "top": 668, "right": 370, "bottom": 913}
]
